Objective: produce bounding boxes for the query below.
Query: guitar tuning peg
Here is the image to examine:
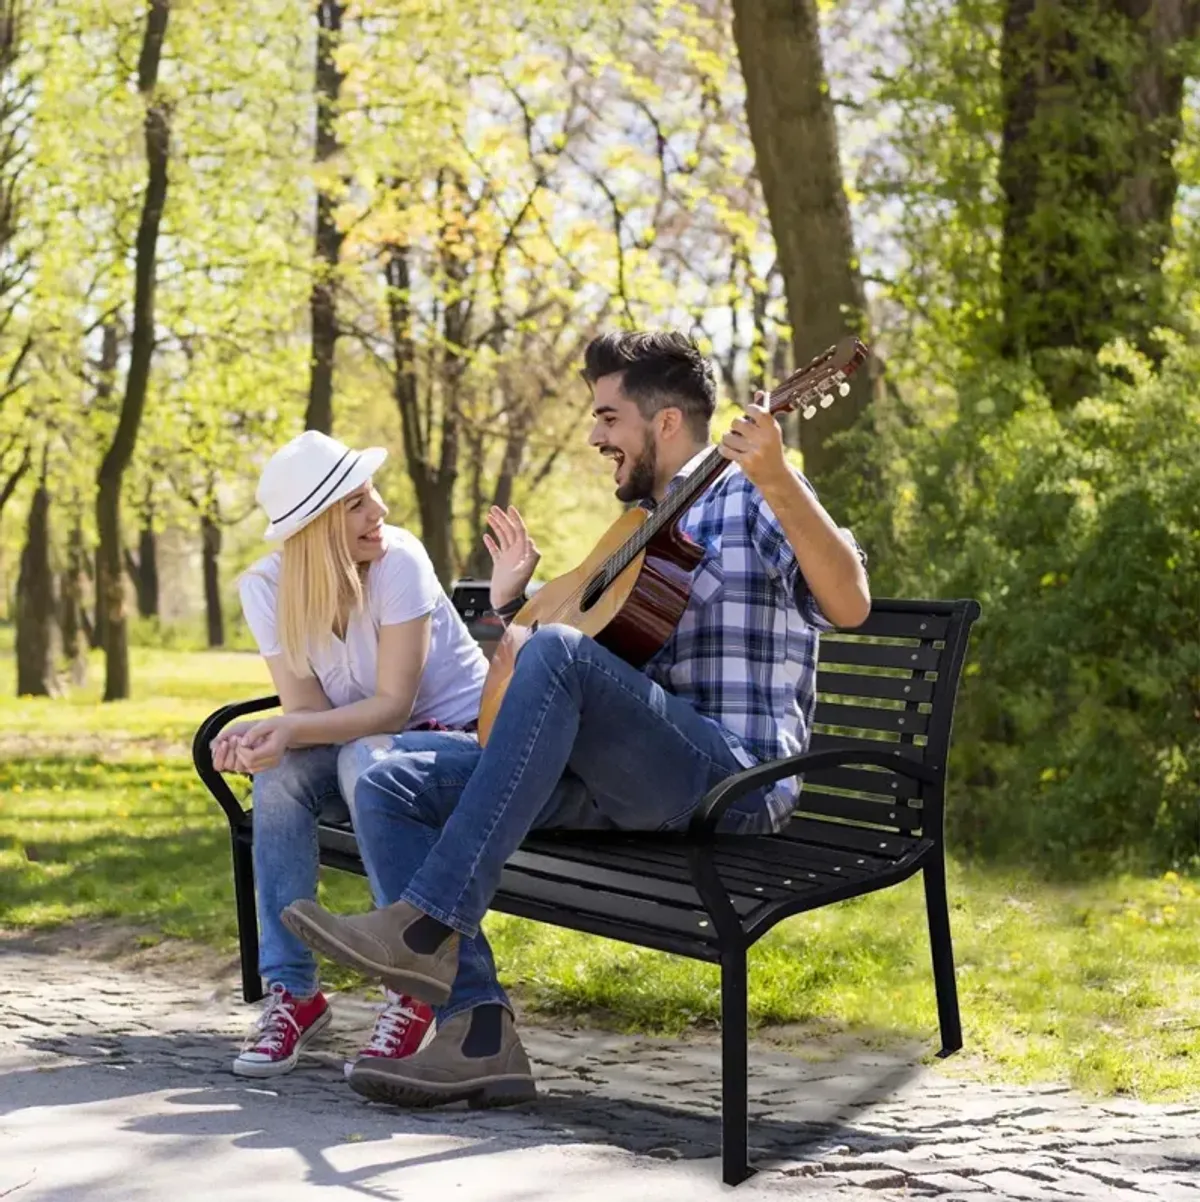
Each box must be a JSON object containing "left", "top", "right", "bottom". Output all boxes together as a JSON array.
[
  {"left": 838, "top": 381, "right": 851, "bottom": 397},
  {"left": 802, "top": 405, "right": 817, "bottom": 420},
  {"left": 819, "top": 394, "right": 834, "bottom": 408}
]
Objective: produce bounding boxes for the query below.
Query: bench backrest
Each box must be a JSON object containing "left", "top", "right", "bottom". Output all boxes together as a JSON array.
[{"left": 793, "top": 598, "right": 981, "bottom": 842}]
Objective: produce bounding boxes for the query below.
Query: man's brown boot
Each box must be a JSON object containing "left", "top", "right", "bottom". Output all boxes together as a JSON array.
[
  {"left": 347, "top": 1005, "right": 536, "bottom": 1109},
  {"left": 281, "top": 899, "right": 460, "bottom": 1005}
]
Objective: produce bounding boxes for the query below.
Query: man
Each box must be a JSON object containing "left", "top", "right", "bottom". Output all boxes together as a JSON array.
[{"left": 281, "top": 330, "right": 870, "bottom": 1107}]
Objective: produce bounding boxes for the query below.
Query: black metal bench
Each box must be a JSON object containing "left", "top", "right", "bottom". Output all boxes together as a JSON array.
[{"left": 192, "top": 596, "right": 980, "bottom": 1185}]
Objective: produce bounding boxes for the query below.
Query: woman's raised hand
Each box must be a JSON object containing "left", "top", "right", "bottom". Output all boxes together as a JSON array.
[{"left": 483, "top": 505, "right": 540, "bottom": 611}]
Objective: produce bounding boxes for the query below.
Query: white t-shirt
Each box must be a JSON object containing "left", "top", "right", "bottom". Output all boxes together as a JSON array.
[{"left": 239, "top": 525, "right": 486, "bottom": 730}]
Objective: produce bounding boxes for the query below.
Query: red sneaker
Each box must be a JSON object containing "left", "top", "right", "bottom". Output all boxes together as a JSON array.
[
  {"left": 233, "top": 983, "right": 331, "bottom": 1078},
  {"left": 344, "top": 991, "right": 434, "bottom": 1078}
]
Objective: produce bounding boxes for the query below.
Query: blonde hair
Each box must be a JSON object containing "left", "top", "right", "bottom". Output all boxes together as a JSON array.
[{"left": 276, "top": 503, "right": 364, "bottom": 677}]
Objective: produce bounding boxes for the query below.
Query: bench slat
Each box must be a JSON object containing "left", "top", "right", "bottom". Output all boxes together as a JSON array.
[
  {"left": 802, "top": 765, "right": 923, "bottom": 799},
  {"left": 779, "top": 817, "right": 920, "bottom": 859},
  {"left": 815, "top": 701, "right": 930, "bottom": 736},
  {"left": 523, "top": 839, "right": 795, "bottom": 901},
  {"left": 820, "top": 641, "right": 942, "bottom": 672},
  {"left": 524, "top": 837, "right": 841, "bottom": 905},
  {"left": 851, "top": 611, "right": 950, "bottom": 640},
  {"left": 491, "top": 892, "right": 721, "bottom": 960},
  {"left": 808, "top": 732, "right": 926, "bottom": 761},
  {"left": 818, "top": 671, "right": 936, "bottom": 704},
  {"left": 496, "top": 864, "right": 720, "bottom": 942},
  {"left": 509, "top": 849, "right": 755, "bottom": 916},
  {"left": 708, "top": 831, "right": 903, "bottom": 876},
  {"left": 794, "top": 789, "right": 924, "bottom": 832},
  {"left": 326, "top": 823, "right": 920, "bottom": 944}
]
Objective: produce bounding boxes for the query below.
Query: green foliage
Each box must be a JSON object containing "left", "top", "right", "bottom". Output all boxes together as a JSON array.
[
  {"left": 0, "top": 630, "right": 270, "bottom": 744},
  {"left": 125, "top": 616, "right": 256, "bottom": 654},
  {"left": 862, "top": 0, "right": 1005, "bottom": 373},
  {"left": 843, "top": 341, "right": 1200, "bottom": 872},
  {"left": 843, "top": 0, "right": 1200, "bottom": 872}
]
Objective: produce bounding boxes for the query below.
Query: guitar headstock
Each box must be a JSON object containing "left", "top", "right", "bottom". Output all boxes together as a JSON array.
[{"left": 765, "top": 336, "right": 870, "bottom": 420}]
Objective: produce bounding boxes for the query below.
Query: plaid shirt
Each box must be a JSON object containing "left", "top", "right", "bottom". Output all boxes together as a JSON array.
[{"left": 642, "top": 450, "right": 865, "bottom": 832}]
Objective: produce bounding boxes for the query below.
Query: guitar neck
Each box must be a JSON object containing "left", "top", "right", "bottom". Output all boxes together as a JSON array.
[
  {"left": 598, "top": 447, "right": 726, "bottom": 586},
  {"left": 642, "top": 448, "right": 728, "bottom": 540},
  {"left": 599, "top": 445, "right": 731, "bottom": 582}
]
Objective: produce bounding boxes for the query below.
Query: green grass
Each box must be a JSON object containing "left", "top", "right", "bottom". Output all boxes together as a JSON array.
[
  {"left": 1, "top": 633, "right": 273, "bottom": 749},
  {"left": 1, "top": 638, "right": 1197, "bottom": 1100},
  {"left": 488, "top": 871, "right": 1199, "bottom": 1099}
]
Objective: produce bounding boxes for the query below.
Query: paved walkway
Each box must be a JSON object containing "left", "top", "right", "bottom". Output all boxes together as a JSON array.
[{"left": 2, "top": 942, "right": 1198, "bottom": 1201}]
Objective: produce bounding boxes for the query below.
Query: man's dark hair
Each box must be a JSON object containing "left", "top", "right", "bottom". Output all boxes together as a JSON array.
[{"left": 581, "top": 330, "right": 717, "bottom": 440}]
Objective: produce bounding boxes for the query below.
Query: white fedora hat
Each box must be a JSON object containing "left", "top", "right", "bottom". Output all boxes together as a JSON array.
[{"left": 257, "top": 431, "right": 388, "bottom": 543}]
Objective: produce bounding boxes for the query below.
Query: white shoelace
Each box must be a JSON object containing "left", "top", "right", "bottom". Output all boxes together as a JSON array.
[
  {"left": 363, "top": 995, "right": 422, "bottom": 1056},
  {"left": 244, "top": 984, "right": 301, "bottom": 1054}
]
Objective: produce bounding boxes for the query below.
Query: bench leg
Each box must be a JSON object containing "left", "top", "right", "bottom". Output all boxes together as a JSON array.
[
  {"left": 923, "top": 856, "right": 962, "bottom": 1057},
  {"left": 231, "top": 828, "right": 264, "bottom": 1004},
  {"left": 720, "top": 945, "right": 752, "bottom": 1185}
]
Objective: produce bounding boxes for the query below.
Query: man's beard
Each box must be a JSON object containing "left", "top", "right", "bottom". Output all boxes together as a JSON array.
[{"left": 614, "top": 431, "right": 657, "bottom": 503}]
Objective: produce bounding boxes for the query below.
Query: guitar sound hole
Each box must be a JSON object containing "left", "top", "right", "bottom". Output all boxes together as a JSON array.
[{"left": 580, "top": 574, "right": 608, "bottom": 612}]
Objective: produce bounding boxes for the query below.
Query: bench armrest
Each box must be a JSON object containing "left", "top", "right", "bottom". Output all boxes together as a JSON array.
[
  {"left": 689, "top": 748, "right": 938, "bottom": 838},
  {"left": 191, "top": 695, "right": 281, "bottom": 827}
]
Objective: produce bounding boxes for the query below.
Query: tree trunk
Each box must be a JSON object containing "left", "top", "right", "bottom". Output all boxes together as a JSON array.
[
  {"left": 385, "top": 242, "right": 457, "bottom": 586},
  {"left": 201, "top": 504, "right": 224, "bottom": 648},
  {"left": 0, "top": 1, "right": 33, "bottom": 425},
  {"left": 15, "top": 473, "right": 56, "bottom": 696},
  {"left": 462, "top": 426, "right": 490, "bottom": 580},
  {"left": 138, "top": 519, "right": 158, "bottom": 617},
  {"left": 0, "top": 439, "right": 29, "bottom": 523},
  {"left": 427, "top": 219, "right": 469, "bottom": 586},
  {"left": 730, "top": 0, "right": 871, "bottom": 483},
  {"left": 90, "top": 322, "right": 119, "bottom": 651},
  {"left": 95, "top": 475, "right": 129, "bottom": 700},
  {"left": 998, "top": 0, "right": 1200, "bottom": 398},
  {"left": 124, "top": 514, "right": 158, "bottom": 619},
  {"left": 463, "top": 420, "right": 529, "bottom": 580},
  {"left": 416, "top": 486, "right": 455, "bottom": 587},
  {"left": 88, "top": 553, "right": 104, "bottom": 649},
  {"left": 59, "top": 514, "right": 88, "bottom": 687},
  {"left": 95, "top": 0, "right": 169, "bottom": 702},
  {"left": 303, "top": 0, "right": 346, "bottom": 435}
]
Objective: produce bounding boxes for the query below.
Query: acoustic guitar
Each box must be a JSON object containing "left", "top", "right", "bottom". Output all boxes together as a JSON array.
[{"left": 477, "top": 336, "right": 871, "bottom": 745}]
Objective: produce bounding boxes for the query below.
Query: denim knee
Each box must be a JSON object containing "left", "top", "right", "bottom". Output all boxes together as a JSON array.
[
  {"left": 521, "top": 623, "right": 584, "bottom": 678},
  {"left": 354, "top": 747, "right": 476, "bottom": 835},
  {"left": 355, "top": 755, "right": 434, "bottom": 829},
  {"left": 251, "top": 747, "right": 331, "bottom": 818},
  {"left": 336, "top": 735, "right": 397, "bottom": 813}
]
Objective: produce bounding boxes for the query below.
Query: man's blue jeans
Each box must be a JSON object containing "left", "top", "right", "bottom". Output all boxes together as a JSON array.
[
  {"left": 352, "top": 624, "right": 770, "bottom": 1026},
  {"left": 251, "top": 734, "right": 414, "bottom": 997}
]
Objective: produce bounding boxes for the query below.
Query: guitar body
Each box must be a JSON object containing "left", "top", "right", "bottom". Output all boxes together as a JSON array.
[{"left": 477, "top": 506, "right": 704, "bottom": 745}]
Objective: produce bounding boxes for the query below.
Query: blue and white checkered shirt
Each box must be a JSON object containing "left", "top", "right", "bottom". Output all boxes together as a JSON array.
[{"left": 642, "top": 450, "right": 865, "bottom": 832}]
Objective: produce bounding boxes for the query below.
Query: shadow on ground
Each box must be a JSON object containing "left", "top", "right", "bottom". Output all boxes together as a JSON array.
[{"left": 3, "top": 1017, "right": 923, "bottom": 1196}]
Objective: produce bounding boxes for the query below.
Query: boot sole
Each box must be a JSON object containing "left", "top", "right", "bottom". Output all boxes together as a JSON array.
[
  {"left": 348, "top": 1063, "right": 537, "bottom": 1110},
  {"left": 232, "top": 1005, "right": 333, "bottom": 1078},
  {"left": 280, "top": 907, "right": 453, "bottom": 1006}
]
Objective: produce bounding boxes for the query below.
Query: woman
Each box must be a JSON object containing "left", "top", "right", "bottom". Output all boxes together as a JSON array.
[{"left": 210, "top": 429, "right": 537, "bottom": 1079}]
